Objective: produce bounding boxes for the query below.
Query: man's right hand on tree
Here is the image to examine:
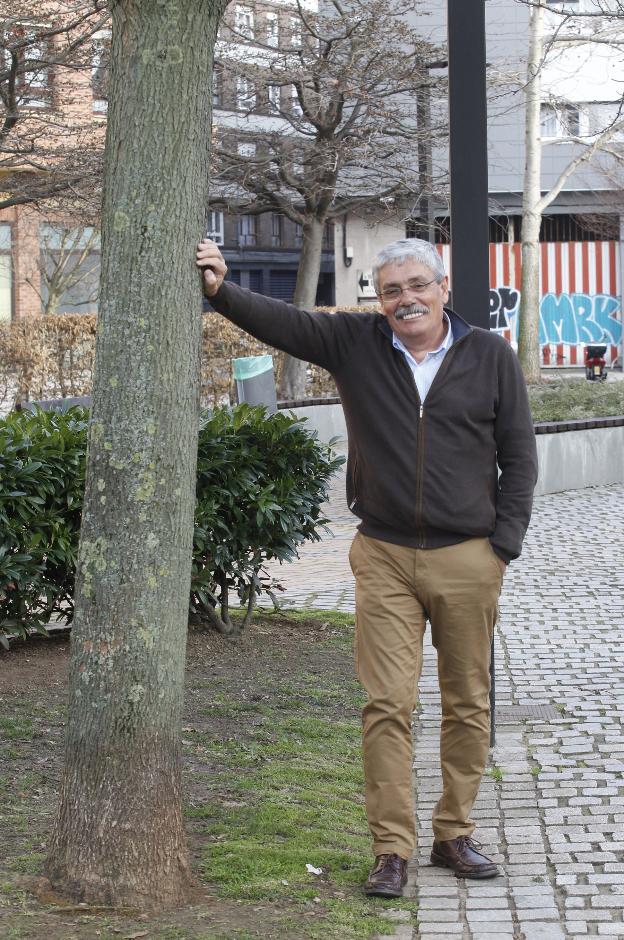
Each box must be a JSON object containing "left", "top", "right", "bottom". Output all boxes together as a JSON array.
[{"left": 196, "top": 238, "right": 227, "bottom": 297}]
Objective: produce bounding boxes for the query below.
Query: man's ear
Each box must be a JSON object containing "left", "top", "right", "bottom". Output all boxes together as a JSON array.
[{"left": 440, "top": 277, "right": 450, "bottom": 303}]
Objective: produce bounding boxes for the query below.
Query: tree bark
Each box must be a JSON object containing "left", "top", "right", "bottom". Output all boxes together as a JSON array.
[
  {"left": 45, "top": 0, "right": 225, "bottom": 909},
  {"left": 518, "top": 0, "right": 545, "bottom": 384},
  {"left": 278, "top": 217, "right": 324, "bottom": 401}
]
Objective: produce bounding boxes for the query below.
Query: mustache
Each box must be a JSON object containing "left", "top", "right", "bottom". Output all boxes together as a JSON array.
[{"left": 395, "top": 303, "right": 428, "bottom": 320}]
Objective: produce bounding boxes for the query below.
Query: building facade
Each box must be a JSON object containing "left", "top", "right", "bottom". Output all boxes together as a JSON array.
[
  {"left": 0, "top": 0, "right": 335, "bottom": 321},
  {"left": 335, "top": 0, "right": 624, "bottom": 369}
]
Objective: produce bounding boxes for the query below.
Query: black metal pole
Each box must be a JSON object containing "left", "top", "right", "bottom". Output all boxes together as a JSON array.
[
  {"left": 447, "top": 0, "right": 489, "bottom": 328},
  {"left": 447, "top": 0, "right": 496, "bottom": 746}
]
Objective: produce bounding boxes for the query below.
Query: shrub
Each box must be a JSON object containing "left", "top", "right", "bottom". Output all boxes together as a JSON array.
[
  {"left": 528, "top": 378, "right": 624, "bottom": 423},
  {"left": 0, "top": 405, "right": 344, "bottom": 645},
  {"left": 0, "top": 312, "right": 347, "bottom": 412},
  {"left": 0, "top": 408, "right": 88, "bottom": 647},
  {"left": 191, "top": 405, "right": 344, "bottom": 635}
]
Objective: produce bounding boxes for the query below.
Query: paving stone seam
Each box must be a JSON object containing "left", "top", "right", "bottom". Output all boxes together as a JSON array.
[{"left": 523, "top": 725, "right": 570, "bottom": 937}]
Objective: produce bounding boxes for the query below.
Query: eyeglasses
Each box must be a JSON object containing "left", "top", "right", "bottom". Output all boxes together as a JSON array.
[{"left": 378, "top": 276, "right": 440, "bottom": 302}]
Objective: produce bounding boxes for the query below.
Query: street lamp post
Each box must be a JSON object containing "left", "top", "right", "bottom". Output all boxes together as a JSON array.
[
  {"left": 447, "top": 0, "right": 490, "bottom": 329},
  {"left": 447, "top": 0, "right": 496, "bottom": 745}
]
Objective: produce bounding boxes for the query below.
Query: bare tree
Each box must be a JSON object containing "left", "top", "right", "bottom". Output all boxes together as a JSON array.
[
  {"left": 26, "top": 223, "right": 100, "bottom": 314},
  {"left": 44, "top": 0, "right": 227, "bottom": 909},
  {"left": 516, "top": 0, "right": 624, "bottom": 382},
  {"left": 0, "top": 1, "right": 109, "bottom": 215},
  {"left": 211, "top": 0, "right": 447, "bottom": 398}
]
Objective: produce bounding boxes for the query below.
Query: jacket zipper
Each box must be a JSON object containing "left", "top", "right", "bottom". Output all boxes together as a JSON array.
[
  {"left": 406, "top": 332, "right": 471, "bottom": 548},
  {"left": 349, "top": 453, "right": 359, "bottom": 510},
  {"left": 416, "top": 402, "right": 426, "bottom": 547}
]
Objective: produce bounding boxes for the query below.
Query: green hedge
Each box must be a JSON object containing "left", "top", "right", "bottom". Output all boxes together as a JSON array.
[
  {"left": 0, "top": 405, "right": 343, "bottom": 645},
  {"left": 0, "top": 408, "right": 88, "bottom": 647}
]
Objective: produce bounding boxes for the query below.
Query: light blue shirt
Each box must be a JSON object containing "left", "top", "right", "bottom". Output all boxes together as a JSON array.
[{"left": 392, "top": 313, "right": 453, "bottom": 403}]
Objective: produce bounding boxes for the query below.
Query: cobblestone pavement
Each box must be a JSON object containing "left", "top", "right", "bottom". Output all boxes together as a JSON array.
[{"left": 263, "top": 472, "right": 624, "bottom": 939}]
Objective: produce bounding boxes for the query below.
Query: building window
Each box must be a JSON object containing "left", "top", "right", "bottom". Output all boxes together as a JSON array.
[
  {"left": 236, "top": 76, "right": 256, "bottom": 112},
  {"left": 295, "top": 222, "right": 303, "bottom": 248},
  {"left": 0, "top": 223, "right": 12, "bottom": 322},
  {"left": 39, "top": 224, "right": 101, "bottom": 315},
  {"left": 237, "top": 140, "right": 256, "bottom": 158},
  {"left": 238, "top": 214, "right": 256, "bottom": 247},
  {"left": 290, "top": 17, "right": 302, "bottom": 49},
  {"left": 25, "top": 39, "right": 49, "bottom": 107},
  {"left": 322, "top": 221, "right": 333, "bottom": 251},
  {"left": 271, "top": 213, "right": 283, "bottom": 248},
  {"left": 541, "top": 103, "right": 581, "bottom": 138},
  {"left": 268, "top": 84, "right": 281, "bottom": 110},
  {"left": 290, "top": 85, "right": 302, "bottom": 117},
  {"left": 234, "top": 5, "right": 254, "bottom": 40},
  {"left": 2, "top": 28, "right": 50, "bottom": 108},
  {"left": 212, "top": 64, "right": 223, "bottom": 108},
  {"left": 92, "top": 31, "right": 110, "bottom": 113},
  {"left": 266, "top": 13, "right": 279, "bottom": 47},
  {"left": 206, "top": 211, "right": 224, "bottom": 245}
]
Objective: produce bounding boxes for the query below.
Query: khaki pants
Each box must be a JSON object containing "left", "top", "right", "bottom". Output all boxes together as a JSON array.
[{"left": 348, "top": 532, "right": 502, "bottom": 859}]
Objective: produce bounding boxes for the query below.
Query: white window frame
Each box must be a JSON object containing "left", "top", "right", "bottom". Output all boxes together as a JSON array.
[
  {"left": 238, "top": 214, "right": 256, "bottom": 247},
  {"left": 237, "top": 141, "right": 256, "bottom": 157},
  {"left": 92, "top": 29, "right": 110, "bottom": 114},
  {"left": 271, "top": 213, "right": 283, "bottom": 248},
  {"left": 290, "top": 17, "right": 302, "bottom": 49},
  {"left": 0, "top": 222, "right": 13, "bottom": 322},
  {"left": 268, "top": 84, "right": 281, "bottom": 110},
  {"left": 266, "top": 13, "right": 279, "bottom": 47},
  {"left": 207, "top": 211, "right": 224, "bottom": 246},
  {"left": 234, "top": 5, "right": 254, "bottom": 40},
  {"left": 290, "top": 84, "right": 302, "bottom": 117},
  {"left": 23, "top": 38, "right": 48, "bottom": 107},
  {"left": 212, "top": 64, "right": 223, "bottom": 108},
  {"left": 236, "top": 76, "right": 256, "bottom": 112},
  {"left": 540, "top": 102, "right": 581, "bottom": 139}
]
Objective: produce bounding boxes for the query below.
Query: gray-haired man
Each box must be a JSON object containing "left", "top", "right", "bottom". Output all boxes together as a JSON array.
[{"left": 197, "top": 236, "right": 538, "bottom": 895}]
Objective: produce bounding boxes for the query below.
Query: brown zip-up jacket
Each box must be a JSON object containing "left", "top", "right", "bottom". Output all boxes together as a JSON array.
[{"left": 210, "top": 281, "right": 538, "bottom": 564}]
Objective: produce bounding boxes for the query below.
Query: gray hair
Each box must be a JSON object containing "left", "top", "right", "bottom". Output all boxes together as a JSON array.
[{"left": 372, "top": 238, "right": 446, "bottom": 294}]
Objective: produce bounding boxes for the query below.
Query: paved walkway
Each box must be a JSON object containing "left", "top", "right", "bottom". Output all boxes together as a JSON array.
[{"left": 264, "top": 472, "right": 624, "bottom": 940}]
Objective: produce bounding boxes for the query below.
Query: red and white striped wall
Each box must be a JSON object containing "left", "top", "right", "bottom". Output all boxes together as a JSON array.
[{"left": 437, "top": 242, "right": 622, "bottom": 367}]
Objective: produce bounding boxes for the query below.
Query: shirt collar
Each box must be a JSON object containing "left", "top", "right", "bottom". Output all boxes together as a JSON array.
[{"left": 392, "top": 312, "right": 453, "bottom": 360}]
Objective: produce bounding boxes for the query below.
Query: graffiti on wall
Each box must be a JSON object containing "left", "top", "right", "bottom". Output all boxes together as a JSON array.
[{"left": 489, "top": 287, "right": 622, "bottom": 346}]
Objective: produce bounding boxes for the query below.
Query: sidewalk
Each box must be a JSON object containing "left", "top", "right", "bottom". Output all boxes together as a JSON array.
[{"left": 264, "top": 471, "right": 624, "bottom": 939}]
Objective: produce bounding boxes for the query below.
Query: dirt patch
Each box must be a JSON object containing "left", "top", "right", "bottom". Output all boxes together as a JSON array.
[{"left": 0, "top": 612, "right": 407, "bottom": 940}]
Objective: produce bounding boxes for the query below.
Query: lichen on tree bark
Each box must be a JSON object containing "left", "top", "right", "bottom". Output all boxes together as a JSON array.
[{"left": 45, "top": 0, "right": 228, "bottom": 910}]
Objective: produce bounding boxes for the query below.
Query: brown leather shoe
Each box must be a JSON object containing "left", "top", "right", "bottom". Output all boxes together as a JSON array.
[
  {"left": 364, "top": 853, "right": 409, "bottom": 897},
  {"left": 431, "top": 836, "right": 499, "bottom": 879}
]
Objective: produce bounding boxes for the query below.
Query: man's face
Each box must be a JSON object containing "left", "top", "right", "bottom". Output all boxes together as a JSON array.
[{"left": 377, "top": 258, "right": 449, "bottom": 349}]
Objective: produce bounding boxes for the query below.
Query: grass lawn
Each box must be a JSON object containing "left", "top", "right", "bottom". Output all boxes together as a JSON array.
[
  {"left": 0, "top": 609, "right": 418, "bottom": 940},
  {"left": 528, "top": 377, "right": 624, "bottom": 422}
]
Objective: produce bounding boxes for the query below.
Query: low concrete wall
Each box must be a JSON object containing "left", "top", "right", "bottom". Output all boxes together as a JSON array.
[
  {"left": 286, "top": 402, "right": 348, "bottom": 453},
  {"left": 534, "top": 425, "right": 624, "bottom": 495},
  {"left": 284, "top": 401, "right": 624, "bottom": 496}
]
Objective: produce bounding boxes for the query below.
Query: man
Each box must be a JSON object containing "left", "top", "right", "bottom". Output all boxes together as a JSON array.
[{"left": 196, "top": 236, "right": 538, "bottom": 896}]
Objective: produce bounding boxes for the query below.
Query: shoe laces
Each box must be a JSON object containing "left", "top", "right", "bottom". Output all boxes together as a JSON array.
[
  {"left": 375, "top": 853, "right": 403, "bottom": 871},
  {"left": 457, "top": 836, "right": 483, "bottom": 850}
]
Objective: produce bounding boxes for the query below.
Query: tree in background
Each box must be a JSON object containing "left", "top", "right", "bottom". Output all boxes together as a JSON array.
[
  {"left": 515, "top": 0, "right": 624, "bottom": 382},
  {"left": 1, "top": 1, "right": 108, "bottom": 216},
  {"left": 44, "top": 0, "right": 227, "bottom": 909},
  {"left": 211, "top": 0, "right": 447, "bottom": 398},
  {"left": 26, "top": 223, "right": 100, "bottom": 315}
]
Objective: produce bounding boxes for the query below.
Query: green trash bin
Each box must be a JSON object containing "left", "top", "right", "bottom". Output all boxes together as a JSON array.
[{"left": 232, "top": 355, "right": 278, "bottom": 414}]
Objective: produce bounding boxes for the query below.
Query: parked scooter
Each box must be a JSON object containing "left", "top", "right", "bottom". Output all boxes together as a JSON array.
[{"left": 584, "top": 345, "right": 608, "bottom": 382}]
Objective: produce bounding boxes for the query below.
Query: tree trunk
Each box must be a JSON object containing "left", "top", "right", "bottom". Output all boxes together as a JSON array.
[
  {"left": 518, "top": 0, "right": 544, "bottom": 385},
  {"left": 278, "top": 217, "right": 324, "bottom": 401},
  {"left": 45, "top": 0, "right": 225, "bottom": 910}
]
